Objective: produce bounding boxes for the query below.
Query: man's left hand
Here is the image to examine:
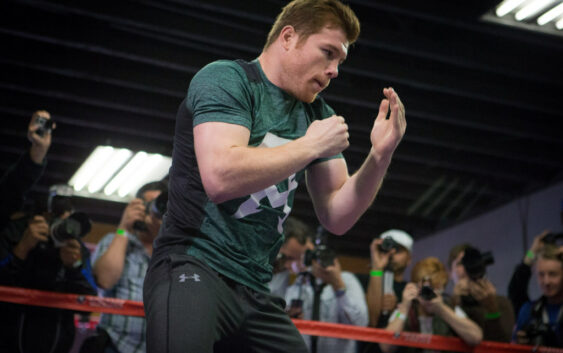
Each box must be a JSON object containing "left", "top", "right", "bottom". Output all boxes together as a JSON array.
[{"left": 370, "top": 87, "right": 406, "bottom": 162}]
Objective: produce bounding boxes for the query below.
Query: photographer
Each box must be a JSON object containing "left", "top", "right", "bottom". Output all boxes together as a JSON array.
[
  {"left": 448, "top": 244, "right": 514, "bottom": 342},
  {"left": 366, "top": 229, "right": 413, "bottom": 328},
  {"left": 88, "top": 181, "right": 167, "bottom": 353},
  {"left": 508, "top": 230, "right": 563, "bottom": 316},
  {"left": 380, "top": 257, "right": 482, "bottom": 353},
  {"left": 269, "top": 217, "right": 315, "bottom": 298},
  {"left": 1, "top": 110, "right": 54, "bottom": 230},
  {"left": 512, "top": 244, "right": 563, "bottom": 347},
  {"left": 0, "top": 186, "right": 97, "bottom": 353},
  {"left": 284, "top": 227, "right": 368, "bottom": 353}
]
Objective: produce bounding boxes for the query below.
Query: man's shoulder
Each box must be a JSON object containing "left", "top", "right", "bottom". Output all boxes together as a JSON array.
[{"left": 195, "top": 59, "right": 250, "bottom": 81}]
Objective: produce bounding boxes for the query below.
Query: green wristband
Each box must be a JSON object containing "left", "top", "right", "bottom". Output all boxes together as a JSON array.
[
  {"left": 526, "top": 250, "right": 535, "bottom": 260},
  {"left": 485, "top": 311, "right": 501, "bottom": 320},
  {"left": 370, "top": 270, "right": 383, "bottom": 277},
  {"left": 116, "top": 228, "right": 127, "bottom": 237}
]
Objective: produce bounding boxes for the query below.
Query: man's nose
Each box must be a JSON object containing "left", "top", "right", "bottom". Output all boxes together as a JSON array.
[{"left": 327, "top": 62, "right": 339, "bottom": 79}]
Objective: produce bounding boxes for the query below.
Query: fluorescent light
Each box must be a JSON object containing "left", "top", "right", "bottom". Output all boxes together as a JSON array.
[
  {"left": 538, "top": 3, "right": 563, "bottom": 25},
  {"left": 496, "top": 0, "right": 527, "bottom": 17},
  {"left": 69, "top": 145, "right": 171, "bottom": 203},
  {"left": 515, "top": 0, "right": 556, "bottom": 21},
  {"left": 87, "top": 148, "right": 133, "bottom": 193},
  {"left": 69, "top": 146, "right": 115, "bottom": 191},
  {"left": 104, "top": 151, "right": 148, "bottom": 196},
  {"left": 557, "top": 17, "right": 563, "bottom": 28}
]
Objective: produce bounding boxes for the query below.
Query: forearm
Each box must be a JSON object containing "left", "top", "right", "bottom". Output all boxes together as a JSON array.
[
  {"left": 436, "top": 304, "right": 482, "bottom": 345},
  {"left": 380, "top": 304, "right": 408, "bottom": 353},
  {"left": 93, "top": 236, "right": 128, "bottom": 289},
  {"left": 200, "top": 137, "right": 317, "bottom": 204},
  {"left": 366, "top": 273, "right": 384, "bottom": 326},
  {"left": 313, "top": 149, "right": 391, "bottom": 234}
]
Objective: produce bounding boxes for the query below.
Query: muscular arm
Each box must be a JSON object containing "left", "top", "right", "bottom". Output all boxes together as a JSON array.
[
  {"left": 307, "top": 88, "right": 405, "bottom": 235},
  {"left": 195, "top": 115, "right": 348, "bottom": 204}
]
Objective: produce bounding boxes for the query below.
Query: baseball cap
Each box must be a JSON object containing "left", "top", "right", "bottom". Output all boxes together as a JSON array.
[{"left": 379, "top": 229, "right": 413, "bottom": 252}]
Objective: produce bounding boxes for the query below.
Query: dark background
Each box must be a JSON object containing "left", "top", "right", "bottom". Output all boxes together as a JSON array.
[{"left": 1, "top": 0, "right": 562, "bottom": 257}]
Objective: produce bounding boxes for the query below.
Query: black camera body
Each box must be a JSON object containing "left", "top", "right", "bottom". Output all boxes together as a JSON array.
[
  {"left": 419, "top": 285, "right": 437, "bottom": 301},
  {"left": 50, "top": 212, "right": 92, "bottom": 247},
  {"left": 523, "top": 321, "right": 553, "bottom": 346},
  {"left": 304, "top": 244, "right": 336, "bottom": 268},
  {"left": 461, "top": 247, "right": 494, "bottom": 281},
  {"left": 378, "top": 236, "right": 400, "bottom": 253},
  {"left": 133, "top": 191, "right": 168, "bottom": 231},
  {"left": 35, "top": 116, "right": 54, "bottom": 137}
]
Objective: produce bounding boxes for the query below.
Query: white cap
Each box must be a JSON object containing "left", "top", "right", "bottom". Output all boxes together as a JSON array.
[{"left": 379, "top": 229, "right": 413, "bottom": 252}]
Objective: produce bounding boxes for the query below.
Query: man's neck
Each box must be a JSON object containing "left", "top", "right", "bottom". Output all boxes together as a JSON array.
[{"left": 257, "top": 50, "right": 284, "bottom": 90}]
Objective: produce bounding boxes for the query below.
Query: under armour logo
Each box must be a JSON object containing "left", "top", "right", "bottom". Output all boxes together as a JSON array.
[{"left": 179, "top": 273, "right": 200, "bottom": 282}]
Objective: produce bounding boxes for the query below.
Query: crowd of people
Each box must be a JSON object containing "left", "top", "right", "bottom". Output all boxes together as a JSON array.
[{"left": 1, "top": 0, "right": 562, "bottom": 352}]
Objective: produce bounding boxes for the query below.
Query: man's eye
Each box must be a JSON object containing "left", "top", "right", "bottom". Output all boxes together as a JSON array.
[{"left": 323, "top": 49, "right": 333, "bottom": 58}]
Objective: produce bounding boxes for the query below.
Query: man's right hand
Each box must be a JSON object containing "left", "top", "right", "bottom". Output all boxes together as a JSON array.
[
  {"left": 118, "top": 198, "right": 146, "bottom": 233},
  {"left": 304, "top": 115, "right": 349, "bottom": 159},
  {"left": 13, "top": 215, "right": 49, "bottom": 259},
  {"left": 28, "top": 110, "right": 54, "bottom": 164},
  {"left": 370, "top": 238, "right": 393, "bottom": 270}
]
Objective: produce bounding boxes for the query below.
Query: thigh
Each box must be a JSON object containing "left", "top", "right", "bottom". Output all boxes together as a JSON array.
[
  {"left": 144, "top": 253, "right": 243, "bottom": 353},
  {"left": 240, "top": 291, "right": 309, "bottom": 353}
]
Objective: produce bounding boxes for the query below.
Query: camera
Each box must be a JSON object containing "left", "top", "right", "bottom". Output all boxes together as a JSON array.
[
  {"left": 461, "top": 247, "right": 494, "bottom": 281},
  {"left": 377, "top": 236, "right": 400, "bottom": 253},
  {"left": 523, "top": 321, "right": 554, "bottom": 346},
  {"left": 419, "top": 285, "right": 437, "bottom": 301},
  {"left": 133, "top": 191, "right": 168, "bottom": 231},
  {"left": 542, "top": 232, "right": 563, "bottom": 245},
  {"left": 35, "top": 116, "right": 54, "bottom": 137},
  {"left": 49, "top": 212, "right": 92, "bottom": 247},
  {"left": 304, "top": 244, "right": 336, "bottom": 268},
  {"left": 303, "top": 226, "right": 335, "bottom": 268}
]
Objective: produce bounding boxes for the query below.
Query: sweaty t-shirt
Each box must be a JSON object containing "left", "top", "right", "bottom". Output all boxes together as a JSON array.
[{"left": 157, "top": 59, "right": 339, "bottom": 293}]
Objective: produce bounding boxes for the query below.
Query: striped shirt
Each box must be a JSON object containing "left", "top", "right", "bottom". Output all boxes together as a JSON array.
[{"left": 92, "top": 232, "right": 149, "bottom": 353}]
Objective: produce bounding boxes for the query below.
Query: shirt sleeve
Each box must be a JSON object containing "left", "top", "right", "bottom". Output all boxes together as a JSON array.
[
  {"left": 335, "top": 272, "right": 369, "bottom": 326},
  {"left": 188, "top": 61, "right": 254, "bottom": 129},
  {"left": 91, "top": 233, "right": 116, "bottom": 265}
]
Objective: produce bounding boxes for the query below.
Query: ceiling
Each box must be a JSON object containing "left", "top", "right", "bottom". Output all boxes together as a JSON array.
[{"left": 2, "top": 0, "right": 562, "bottom": 258}]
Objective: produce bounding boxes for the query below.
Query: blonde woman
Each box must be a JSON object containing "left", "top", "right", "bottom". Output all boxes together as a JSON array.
[{"left": 380, "top": 257, "right": 482, "bottom": 353}]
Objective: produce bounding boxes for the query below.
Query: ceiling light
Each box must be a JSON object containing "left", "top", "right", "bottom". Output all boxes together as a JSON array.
[
  {"left": 69, "top": 146, "right": 171, "bottom": 203},
  {"left": 537, "top": 2, "right": 563, "bottom": 25},
  {"left": 556, "top": 17, "right": 563, "bottom": 28},
  {"left": 496, "top": 0, "right": 527, "bottom": 17},
  {"left": 69, "top": 146, "right": 115, "bottom": 192},
  {"left": 515, "top": 0, "right": 556, "bottom": 21}
]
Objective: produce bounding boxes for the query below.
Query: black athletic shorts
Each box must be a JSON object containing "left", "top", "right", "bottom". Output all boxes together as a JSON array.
[{"left": 143, "top": 248, "right": 309, "bottom": 353}]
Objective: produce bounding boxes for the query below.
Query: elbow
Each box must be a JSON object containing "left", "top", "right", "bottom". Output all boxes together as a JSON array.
[
  {"left": 95, "top": 276, "right": 115, "bottom": 291},
  {"left": 321, "top": 221, "right": 350, "bottom": 236},
  {"left": 463, "top": 329, "right": 483, "bottom": 346},
  {"left": 201, "top": 169, "right": 232, "bottom": 204},
  {"left": 317, "top": 213, "right": 350, "bottom": 236}
]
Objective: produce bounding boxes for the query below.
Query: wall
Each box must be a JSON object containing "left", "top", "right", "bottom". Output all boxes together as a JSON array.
[{"left": 411, "top": 180, "right": 563, "bottom": 299}]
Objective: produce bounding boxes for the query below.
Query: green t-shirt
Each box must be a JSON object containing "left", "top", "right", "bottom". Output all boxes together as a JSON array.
[{"left": 182, "top": 59, "right": 338, "bottom": 292}]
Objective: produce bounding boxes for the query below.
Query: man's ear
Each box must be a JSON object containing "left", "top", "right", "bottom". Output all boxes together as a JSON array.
[{"left": 280, "top": 25, "right": 297, "bottom": 50}]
